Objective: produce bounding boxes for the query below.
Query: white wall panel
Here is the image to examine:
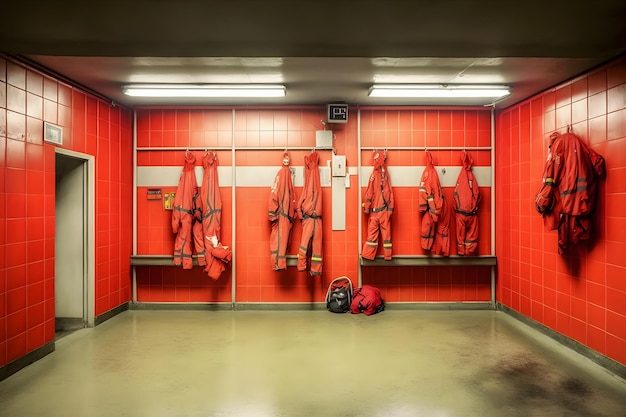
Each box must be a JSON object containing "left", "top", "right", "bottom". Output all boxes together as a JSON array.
[
  {"left": 360, "top": 166, "right": 492, "bottom": 187},
  {"left": 137, "top": 165, "right": 491, "bottom": 188}
]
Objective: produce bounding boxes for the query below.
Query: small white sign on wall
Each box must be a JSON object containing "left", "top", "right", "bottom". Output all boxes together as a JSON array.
[{"left": 44, "top": 122, "right": 63, "bottom": 145}]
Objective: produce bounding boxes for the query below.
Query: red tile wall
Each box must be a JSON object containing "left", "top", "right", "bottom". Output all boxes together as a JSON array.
[
  {"left": 135, "top": 107, "right": 494, "bottom": 303},
  {"left": 495, "top": 56, "right": 626, "bottom": 366},
  {"left": 0, "top": 56, "right": 133, "bottom": 368},
  {"left": 359, "top": 109, "right": 493, "bottom": 300}
]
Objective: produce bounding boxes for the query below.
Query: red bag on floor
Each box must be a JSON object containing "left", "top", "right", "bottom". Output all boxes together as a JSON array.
[{"left": 350, "top": 285, "right": 385, "bottom": 316}]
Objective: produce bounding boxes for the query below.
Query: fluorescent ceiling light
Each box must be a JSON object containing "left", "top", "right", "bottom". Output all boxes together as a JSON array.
[
  {"left": 122, "top": 84, "right": 286, "bottom": 98},
  {"left": 368, "top": 84, "right": 510, "bottom": 99}
]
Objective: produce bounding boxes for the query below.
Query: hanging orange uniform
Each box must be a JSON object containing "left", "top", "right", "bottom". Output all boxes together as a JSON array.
[
  {"left": 191, "top": 192, "right": 205, "bottom": 266},
  {"left": 268, "top": 152, "right": 297, "bottom": 270},
  {"left": 172, "top": 152, "right": 198, "bottom": 269},
  {"left": 296, "top": 151, "right": 323, "bottom": 276},
  {"left": 453, "top": 152, "right": 480, "bottom": 256},
  {"left": 535, "top": 131, "right": 605, "bottom": 254},
  {"left": 362, "top": 151, "right": 394, "bottom": 260},
  {"left": 418, "top": 152, "right": 451, "bottom": 256},
  {"left": 198, "top": 152, "right": 232, "bottom": 279},
  {"left": 431, "top": 193, "right": 451, "bottom": 257}
]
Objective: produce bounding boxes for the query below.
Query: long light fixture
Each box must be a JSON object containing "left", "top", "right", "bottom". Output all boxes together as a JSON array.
[
  {"left": 122, "top": 84, "right": 286, "bottom": 98},
  {"left": 368, "top": 84, "right": 510, "bottom": 99}
]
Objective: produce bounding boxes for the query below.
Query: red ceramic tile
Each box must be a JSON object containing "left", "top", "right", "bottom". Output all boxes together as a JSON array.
[
  {"left": 148, "top": 110, "right": 163, "bottom": 131},
  {"left": 438, "top": 130, "right": 451, "bottom": 147},
  {"left": 271, "top": 110, "right": 288, "bottom": 131},
  {"left": 6, "top": 332, "right": 27, "bottom": 363},
  {"left": 7, "top": 111, "right": 25, "bottom": 141},
  {"left": 607, "top": 61, "right": 626, "bottom": 88},
  {"left": 7, "top": 286, "right": 26, "bottom": 316},
  {"left": 58, "top": 83, "right": 71, "bottom": 106},
  {"left": 555, "top": 85, "right": 572, "bottom": 108},
  {"left": 97, "top": 101, "right": 110, "bottom": 122},
  {"left": 425, "top": 112, "right": 438, "bottom": 130},
  {"left": 259, "top": 111, "right": 274, "bottom": 131},
  {"left": 42, "top": 77, "right": 57, "bottom": 101},
  {"left": 26, "top": 240, "right": 44, "bottom": 264},
  {"left": 6, "top": 167, "right": 26, "bottom": 194},
  {"left": 571, "top": 99, "right": 587, "bottom": 124},
  {"left": 26, "top": 116, "right": 43, "bottom": 144},
  {"left": 43, "top": 99, "right": 57, "bottom": 124},
  {"left": 606, "top": 239, "right": 626, "bottom": 267},
  {"left": 6, "top": 263, "right": 25, "bottom": 292},
  {"left": 244, "top": 110, "right": 260, "bottom": 131},
  {"left": 26, "top": 263, "right": 45, "bottom": 293},
  {"left": 588, "top": 70, "right": 607, "bottom": 96},
  {"left": 606, "top": 334, "right": 626, "bottom": 366},
  {"left": 588, "top": 115, "right": 607, "bottom": 144},
  {"left": 587, "top": 302, "right": 606, "bottom": 331},
  {"left": 161, "top": 111, "right": 175, "bottom": 131},
  {"left": 58, "top": 104, "right": 71, "bottom": 128},
  {"left": 586, "top": 324, "right": 606, "bottom": 354},
  {"left": 607, "top": 265, "right": 626, "bottom": 295},
  {"left": 607, "top": 84, "right": 626, "bottom": 112},
  {"left": 6, "top": 217, "right": 26, "bottom": 244},
  {"left": 406, "top": 110, "right": 423, "bottom": 131},
  {"left": 606, "top": 310, "right": 626, "bottom": 339},
  {"left": 568, "top": 294, "right": 587, "bottom": 321},
  {"left": 6, "top": 193, "right": 26, "bottom": 220},
  {"left": 6, "top": 62, "right": 26, "bottom": 89},
  {"left": 26, "top": 301, "right": 45, "bottom": 328},
  {"left": 26, "top": 324, "right": 45, "bottom": 352},
  {"left": 607, "top": 109, "right": 626, "bottom": 141},
  {"left": 555, "top": 105, "right": 571, "bottom": 129},
  {"left": 476, "top": 129, "right": 490, "bottom": 148},
  {"left": 588, "top": 92, "right": 607, "bottom": 119},
  {"left": 0, "top": 56, "right": 6, "bottom": 82},
  {"left": 7, "top": 85, "right": 26, "bottom": 114},
  {"left": 606, "top": 287, "right": 626, "bottom": 315}
]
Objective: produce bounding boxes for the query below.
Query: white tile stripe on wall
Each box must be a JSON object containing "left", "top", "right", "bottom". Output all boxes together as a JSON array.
[
  {"left": 360, "top": 166, "right": 492, "bottom": 187},
  {"left": 136, "top": 166, "right": 492, "bottom": 188}
]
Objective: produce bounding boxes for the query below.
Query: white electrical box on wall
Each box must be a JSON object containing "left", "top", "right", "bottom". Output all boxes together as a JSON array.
[
  {"left": 315, "top": 130, "right": 334, "bottom": 149},
  {"left": 332, "top": 154, "right": 346, "bottom": 177}
]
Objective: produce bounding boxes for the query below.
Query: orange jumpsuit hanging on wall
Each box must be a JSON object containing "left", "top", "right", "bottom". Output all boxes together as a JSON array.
[
  {"left": 362, "top": 151, "right": 394, "bottom": 261},
  {"left": 296, "top": 151, "right": 323, "bottom": 276},
  {"left": 535, "top": 131, "right": 605, "bottom": 254},
  {"left": 198, "top": 151, "right": 232, "bottom": 279},
  {"left": 418, "top": 152, "right": 451, "bottom": 256},
  {"left": 453, "top": 152, "right": 480, "bottom": 256},
  {"left": 172, "top": 152, "right": 198, "bottom": 269},
  {"left": 268, "top": 152, "right": 297, "bottom": 270}
]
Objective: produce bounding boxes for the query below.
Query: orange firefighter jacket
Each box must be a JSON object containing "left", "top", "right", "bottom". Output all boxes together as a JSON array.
[
  {"left": 453, "top": 152, "right": 480, "bottom": 255},
  {"left": 172, "top": 152, "right": 198, "bottom": 269},
  {"left": 362, "top": 151, "right": 394, "bottom": 260},
  {"left": 199, "top": 152, "right": 232, "bottom": 279},
  {"left": 268, "top": 153, "right": 297, "bottom": 270},
  {"left": 419, "top": 152, "right": 444, "bottom": 251},
  {"left": 296, "top": 151, "right": 323, "bottom": 275},
  {"left": 535, "top": 131, "right": 605, "bottom": 254}
]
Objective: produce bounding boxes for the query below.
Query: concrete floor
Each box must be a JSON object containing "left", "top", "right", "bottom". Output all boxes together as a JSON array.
[{"left": 0, "top": 310, "right": 625, "bottom": 417}]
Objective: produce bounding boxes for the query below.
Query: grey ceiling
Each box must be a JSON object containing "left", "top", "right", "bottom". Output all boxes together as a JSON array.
[{"left": 2, "top": 0, "right": 625, "bottom": 108}]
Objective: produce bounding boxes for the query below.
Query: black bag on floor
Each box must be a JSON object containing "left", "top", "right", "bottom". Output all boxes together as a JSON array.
[{"left": 326, "top": 276, "right": 353, "bottom": 313}]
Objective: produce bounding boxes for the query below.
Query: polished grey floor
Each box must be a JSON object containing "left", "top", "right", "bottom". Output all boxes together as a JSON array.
[{"left": 1, "top": 310, "right": 625, "bottom": 417}]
